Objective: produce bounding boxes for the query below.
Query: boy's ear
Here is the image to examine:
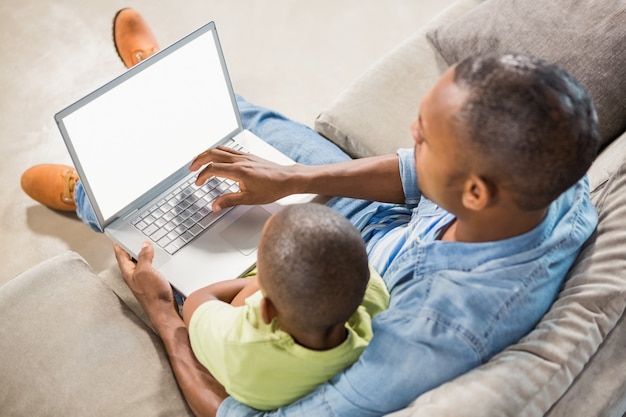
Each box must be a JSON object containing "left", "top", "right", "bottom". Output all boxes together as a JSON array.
[
  {"left": 462, "top": 174, "right": 496, "bottom": 211},
  {"left": 260, "top": 296, "right": 278, "bottom": 325}
]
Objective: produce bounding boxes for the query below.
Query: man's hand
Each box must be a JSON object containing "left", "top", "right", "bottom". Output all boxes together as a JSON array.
[
  {"left": 114, "top": 242, "right": 177, "bottom": 333},
  {"left": 191, "top": 145, "right": 406, "bottom": 209},
  {"left": 189, "top": 146, "right": 298, "bottom": 211}
]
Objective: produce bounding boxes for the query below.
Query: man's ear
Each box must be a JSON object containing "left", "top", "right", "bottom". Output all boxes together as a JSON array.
[
  {"left": 462, "top": 174, "right": 496, "bottom": 211},
  {"left": 260, "top": 296, "right": 278, "bottom": 325}
]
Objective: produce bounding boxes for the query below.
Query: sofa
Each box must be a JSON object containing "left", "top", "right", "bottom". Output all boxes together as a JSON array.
[{"left": 2, "top": 0, "right": 626, "bottom": 415}]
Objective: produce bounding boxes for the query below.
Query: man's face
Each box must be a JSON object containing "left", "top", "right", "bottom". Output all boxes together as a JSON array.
[{"left": 412, "top": 66, "right": 469, "bottom": 214}]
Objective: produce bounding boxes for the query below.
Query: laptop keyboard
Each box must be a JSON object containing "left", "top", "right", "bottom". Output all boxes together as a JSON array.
[{"left": 132, "top": 140, "right": 245, "bottom": 255}]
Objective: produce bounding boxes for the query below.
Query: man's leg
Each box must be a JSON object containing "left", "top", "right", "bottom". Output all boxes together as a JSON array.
[
  {"left": 235, "top": 95, "right": 396, "bottom": 228},
  {"left": 236, "top": 95, "right": 351, "bottom": 166},
  {"left": 20, "top": 9, "right": 159, "bottom": 232},
  {"left": 19, "top": 164, "right": 103, "bottom": 232},
  {"left": 74, "top": 181, "right": 103, "bottom": 232},
  {"left": 21, "top": 9, "right": 391, "bottom": 235}
]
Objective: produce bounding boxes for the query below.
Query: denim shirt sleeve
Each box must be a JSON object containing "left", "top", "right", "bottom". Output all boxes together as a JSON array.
[{"left": 397, "top": 148, "right": 420, "bottom": 205}]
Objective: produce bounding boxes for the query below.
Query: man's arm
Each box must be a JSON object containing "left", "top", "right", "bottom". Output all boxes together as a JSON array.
[
  {"left": 114, "top": 243, "right": 227, "bottom": 417},
  {"left": 189, "top": 146, "right": 405, "bottom": 211}
]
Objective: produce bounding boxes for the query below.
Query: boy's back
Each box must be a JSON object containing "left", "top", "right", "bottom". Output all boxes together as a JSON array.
[{"left": 188, "top": 267, "right": 388, "bottom": 410}]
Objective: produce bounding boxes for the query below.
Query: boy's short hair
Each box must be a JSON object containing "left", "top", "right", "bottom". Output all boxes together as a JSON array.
[
  {"left": 452, "top": 53, "right": 600, "bottom": 211},
  {"left": 257, "top": 203, "right": 370, "bottom": 331}
]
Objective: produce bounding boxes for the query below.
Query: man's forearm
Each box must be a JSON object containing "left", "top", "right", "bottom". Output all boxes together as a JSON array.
[
  {"left": 154, "top": 305, "right": 228, "bottom": 417},
  {"left": 293, "top": 154, "right": 405, "bottom": 204},
  {"left": 115, "top": 243, "right": 228, "bottom": 417}
]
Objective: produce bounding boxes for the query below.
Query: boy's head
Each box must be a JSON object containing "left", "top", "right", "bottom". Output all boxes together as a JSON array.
[
  {"left": 413, "top": 52, "right": 599, "bottom": 213},
  {"left": 256, "top": 203, "right": 369, "bottom": 333}
]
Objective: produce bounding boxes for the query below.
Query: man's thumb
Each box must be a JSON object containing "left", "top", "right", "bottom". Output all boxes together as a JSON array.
[
  {"left": 213, "top": 192, "right": 246, "bottom": 211},
  {"left": 138, "top": 241, "right": 155, "bottom": 263}
]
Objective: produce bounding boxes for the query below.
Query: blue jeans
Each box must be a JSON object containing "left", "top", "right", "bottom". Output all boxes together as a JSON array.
[{"left": 76, "top": 95, "right": 385, "bottom": 232}]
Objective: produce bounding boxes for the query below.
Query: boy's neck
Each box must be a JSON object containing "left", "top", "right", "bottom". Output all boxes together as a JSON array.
[{"left": 286, "top": 322, "right": 348, "bottom": 351}]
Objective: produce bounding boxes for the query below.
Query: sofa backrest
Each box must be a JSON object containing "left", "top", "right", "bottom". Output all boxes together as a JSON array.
[{"left": 315, "top": 0, "right": 484, "bottom": 159}]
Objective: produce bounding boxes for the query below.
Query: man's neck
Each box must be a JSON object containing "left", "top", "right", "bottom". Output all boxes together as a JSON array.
[{"left": 441, "top": 207, "right": 548, "bottom": 243}]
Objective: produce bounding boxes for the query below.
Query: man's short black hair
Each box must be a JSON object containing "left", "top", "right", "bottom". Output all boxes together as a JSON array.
[{"left": 452, "top": 53, "right": 599, "bottom": 210}]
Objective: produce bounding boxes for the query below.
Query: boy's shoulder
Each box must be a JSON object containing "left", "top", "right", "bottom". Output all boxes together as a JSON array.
[{"left": 361, "top": 267, "right": 390, "bottom": 318}]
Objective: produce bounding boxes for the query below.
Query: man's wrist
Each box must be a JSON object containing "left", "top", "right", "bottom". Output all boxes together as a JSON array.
[
  {"left": 145, "top": 298, "right": 185, "bottom": 338},
  {"left": 284, "top": 163, "right": 313, "bottom": 195}
]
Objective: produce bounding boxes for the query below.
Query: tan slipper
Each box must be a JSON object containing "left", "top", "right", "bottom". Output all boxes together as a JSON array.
[
  {"left": 20, "top": 164, "right": 78, "bottom": 211},
  {"left": 113, "top": 8, "right": 160, "bottom": 68}
]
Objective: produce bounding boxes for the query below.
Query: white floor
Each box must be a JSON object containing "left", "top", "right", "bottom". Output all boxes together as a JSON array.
[{"left": 1, "top": 0, "right": 455, "bottom": 284}]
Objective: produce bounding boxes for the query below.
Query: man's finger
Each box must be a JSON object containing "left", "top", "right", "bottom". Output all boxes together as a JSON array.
[
  {"left": 136, "top": 241, "right": 154, "bottom": 265},
  {"left": 194, "top": 162, "right": 216, "bottom": 186},
  {"left": 212, "top": 194, "right": 231, "bottom": 212},
  {"left": 195, "top": 161, "right": 241, "bottom": 186},
  {"left": 190, "top": 146, "right": 244, "bottom": 172},
  {"left": 189, "top": 152, "right": 211, "bottom": 172},
  {"left": 213, "top": 191, "right": 250, "bottom": 212},
  {"left": 113, "top": 244, "right": 135, "bottom": 278}
]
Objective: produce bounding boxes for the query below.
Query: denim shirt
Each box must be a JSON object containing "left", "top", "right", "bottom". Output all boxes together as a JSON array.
[{"left": 217, "top": 148, "right": 598, "bottom": 417}]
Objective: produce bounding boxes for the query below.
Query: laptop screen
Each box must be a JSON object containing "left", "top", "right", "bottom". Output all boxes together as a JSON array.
[{"left": 56, "top": 22, "right": 239, "bottom": 225}]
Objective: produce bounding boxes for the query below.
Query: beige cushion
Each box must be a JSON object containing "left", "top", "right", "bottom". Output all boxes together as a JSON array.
[
  {"left": 387, "top": 133, "right": 626, "bottom": 417},
  {"left": 314, "top": 0, "right": 486, "bottom": 158},
  {"left": 0, "top": 252, "right": 192, "bottom": 417},
  {"left": 426, "top": 0, "right": 626, "bottom": 148},
  {"left": 546, "top": 304, "right": 626, "bottom": 416}
]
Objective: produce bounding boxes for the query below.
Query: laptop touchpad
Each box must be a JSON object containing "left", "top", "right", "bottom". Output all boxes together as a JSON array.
[{"left": 220, "top": 206, "right": 271, "bottom": 255}]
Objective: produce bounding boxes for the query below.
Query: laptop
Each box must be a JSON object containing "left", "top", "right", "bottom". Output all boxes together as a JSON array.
[{"left": 55, "top": 21, "right": 312, "bottom": 297}]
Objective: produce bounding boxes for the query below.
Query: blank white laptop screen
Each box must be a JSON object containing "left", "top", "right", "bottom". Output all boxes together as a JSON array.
[{"left": 60, "top": 26, "right": 238, "bottom": 223}]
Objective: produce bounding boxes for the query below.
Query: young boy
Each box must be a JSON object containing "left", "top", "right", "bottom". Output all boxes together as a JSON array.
[{"left": 182, "top": 203, "right": 389, "bottom": 410}]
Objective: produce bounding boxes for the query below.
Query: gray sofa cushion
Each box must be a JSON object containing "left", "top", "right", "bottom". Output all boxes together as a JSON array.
[
  {"left": 426, "top": 0, "right": 626, "bottom": 148},
  {"left": 0, "top": 252, "right": 193, "bottom": 417}
]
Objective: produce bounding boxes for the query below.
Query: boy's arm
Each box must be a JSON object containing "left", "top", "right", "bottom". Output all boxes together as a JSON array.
[
  {"left": 231, "top": 277, "right": 260, "bottom": 307},
  {"left": 183, "top": 277, "right": 255, "bottom": 327}
]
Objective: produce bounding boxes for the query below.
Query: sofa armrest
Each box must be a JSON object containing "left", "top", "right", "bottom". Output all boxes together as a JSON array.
[{"left": 0, "top": 252, "right": 191, "bottom": 417}]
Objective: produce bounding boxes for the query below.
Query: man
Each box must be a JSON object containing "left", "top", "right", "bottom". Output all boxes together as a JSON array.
[{"left": 22, "top": 9, "right": 599, "bottom": 417}]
